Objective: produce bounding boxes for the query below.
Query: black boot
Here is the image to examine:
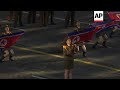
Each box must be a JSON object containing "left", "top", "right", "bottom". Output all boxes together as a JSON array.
[
  {"left": 109, "top": 31, "right": 114, "bottom": 38},
  {"left": 103, "top": 41, "right": 107, "bottom": 48},
  {"left": 9, "top": 56, "right": 13, "bottom": 61},
  {"left": 92, "top": 42, "right": 98, "bottom": 49},
  {"left": 83, "top": 52, "right": 87, "bottom": 57},
  {"left": 0, "top": 59, "right": 3, "bottom": 63},
  {"left": 0, "top": 56, "right": 5, "bottom": 63}
]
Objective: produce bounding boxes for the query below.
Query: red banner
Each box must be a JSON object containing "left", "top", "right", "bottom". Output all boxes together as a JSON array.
[
  {"left": 70, "top": 30, "right": 94, "bottom": 44},
  {"left": 0, "top": 31, "right": 24, "bottom": 48},
  {"left": 68, "top": 20, "right": 117, "bottom": 44},
  {"left": 107, "top": 12, "right": 120, "bottom": 21}
]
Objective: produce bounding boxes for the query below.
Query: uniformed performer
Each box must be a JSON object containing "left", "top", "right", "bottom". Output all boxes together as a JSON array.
[
  {"left": 75, "top": 41, "right": 87, "bottom": 57},
  {"left": 63, "top": 38, "right": 78, "bottom": 79},
  {"left": 93, "top": 31, "right": 108, "bottom": 48},
  {"left": 102, "top": 31, "right": 108, "bottom": 48},
  {"left": 0, "top": 25, "right": 14, "bottom": 63},
  {"left": 109, "top": 25, "right": 118, "bottom": 38},
  {"left": 73, "top": 22, "right": 87, "bottom": 57},
  {"left": 75, "top": 20, "right": 81, "bottom": 31},
  {"left": 2, "top": 25, "right": 12, "bottom": 35}
]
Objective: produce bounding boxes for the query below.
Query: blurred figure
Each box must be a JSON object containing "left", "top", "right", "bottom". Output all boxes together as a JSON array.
[
  {"left": 77, "top": 42, "right": 87, "bottom": 57},
  {"left": 39, "top": 11, "right": 44, "bottom": 26},
  {"left": 8, "top": 11, "right": 14, "bottom": 21},
  {"left": 32, "top": 11, "right": 36, "bottom": 23},
  {"left": 73, "top": 21, "right": 87, "bottom": 57},
  {"left": 49, "top": 11, "right": 56, "bottom": 25},
  {"left": 14, "top": 11, "right": 23, "bottom": 27},
  {"left": 109, "top": 25, "right": 118, "bottom": 38},
  {"left": 28, "top": 11, "right": 32, "bottom": 24},
  {"left": 0, "top": 25, "right": 14, "bottom": 63},
  {"left": 65, "top": 11, "right": 75, "bottom": 28},
  {"left": 63, "top": 38, "right": 78, "bottom": 79},
  {"left": 2, "top": 25, "right": 12, "bottom": 35},
  {"left": 93, "top": 31, "right": 108, "bottom": 48},
  {"left": 44, "top": 11, "right": 49, "bottom": 26},
  {"left": 39, "top": 11, "right": 49, "bottom": 26},
  {"left": 74, "top": 20, "right": 81, "bottom": 32},
  {"left": 28, "top": 11, "right": 36, "bottom": 24}
]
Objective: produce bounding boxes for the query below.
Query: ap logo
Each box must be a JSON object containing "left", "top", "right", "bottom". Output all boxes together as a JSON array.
[{"left": 94, "top": 11, "right": 104, "bottom": 22}]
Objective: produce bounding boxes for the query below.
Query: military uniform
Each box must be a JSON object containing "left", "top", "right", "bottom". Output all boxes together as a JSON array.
[
  {"left": 109, "top": 26, "right": 118, "bottom": 38},
  {"left": 0, "top": 48, "right": 14, "bottom": 63},
  {"left": 0, "top": 26, "right": 14, "bottom": 62},
  {"left": 93, "top": 31, "right": 108, "bottom": 48},
  {"left": 63, "top": 44, "right": 77, "bottom": 69},
  {"left": 76, "top": 42, "right": 87, "bottom": 57},
  {"left": 74, "top": 20, "right": 81, "bottom": 32},
  {"left": 73, "top": 22, "right": 87, "bottom": 57},
  {"left": 102, "top": 32, "right": 108, "bottom": 48}
]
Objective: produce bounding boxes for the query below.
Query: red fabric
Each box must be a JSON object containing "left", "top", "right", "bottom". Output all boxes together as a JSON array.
[
  {"left": 70, "top": 31, "right": 94, "bottom": 44},
  {"left": 0, "top": 33, "right": 24, "bottom": 48},
  {"left": 107, "top": 12, "right": 120, "bottom": 21}
]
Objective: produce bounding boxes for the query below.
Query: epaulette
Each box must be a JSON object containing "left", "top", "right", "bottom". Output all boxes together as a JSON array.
[{"left": 63, "top": 45, "right": 67, "bottom": 50}]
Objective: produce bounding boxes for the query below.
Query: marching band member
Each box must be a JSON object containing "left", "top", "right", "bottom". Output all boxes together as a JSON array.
[
  {"left": 2, "top": 25, "right": 12, "bottom": 35},
  {"left": 0, "top": 25, "right": 14, "bottom": 63}
]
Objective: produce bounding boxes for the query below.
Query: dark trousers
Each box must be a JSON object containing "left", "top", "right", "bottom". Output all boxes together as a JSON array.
[
  {"left": 70, "top": 11, "right": 75, "bottom": 27},
  {"left": 14, "top": 11, "right": 23, "bottom": 27},
  {"left": 50, "top": 11, "right": 54, "bottom": 24},
  {"left": 40, "top": 11, "right": 49, "bottom": 26},
  {"left": 32, "top": 11, "right": 36, "bottom": 23},
  {"left": 9, "top": 11, "right": 14, "bottom": 20},
  {"left": 65, "top": 16, "right": 70, "bottom": 28},
  {"left": 28, "top": 11, "right": 36, "bottom": 24},
  {"left": 65, "top": 11, "right": 75, "bottom": 28},
  {"left": 28, "top": 11, "right": 32, "bottom": 24},
  {"left": 109, "top": 31, "right": 115, "bottom": 38},
  {"left": 0, "top": 48, "right": 13, "bottom": 62},
  {"left": 93, "top": 40, "right": 107, "bottom": 48}
]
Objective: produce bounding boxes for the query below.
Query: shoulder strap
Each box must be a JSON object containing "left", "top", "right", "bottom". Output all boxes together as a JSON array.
[{"left": 63, "top": 45, "right": 67, "bottom": 50}]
